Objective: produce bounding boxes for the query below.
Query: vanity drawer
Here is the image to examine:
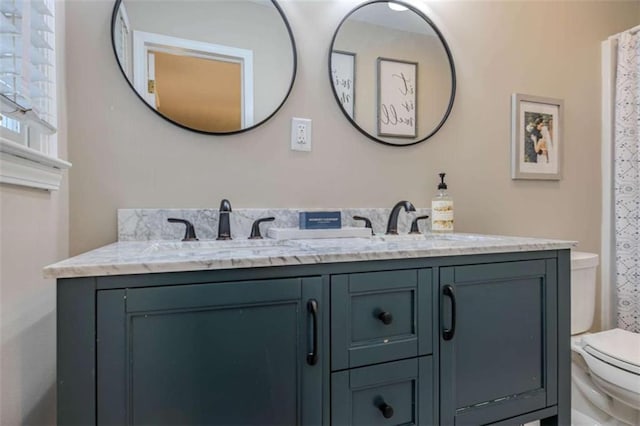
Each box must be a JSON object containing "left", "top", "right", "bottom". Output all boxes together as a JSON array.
[
  {"left": 331, "top": 269, "right": 432, "bottom": 370},
  {"left": 331, "top": 357, "right": 434, "bottom": 426}
]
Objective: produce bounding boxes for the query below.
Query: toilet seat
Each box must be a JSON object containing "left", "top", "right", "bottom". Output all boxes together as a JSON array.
[
  {"left": 582, "top": 329, "right": 640, "bottom": 375},
  {"left": 575, "top": 329, "right": 640, "bottom": 410}
]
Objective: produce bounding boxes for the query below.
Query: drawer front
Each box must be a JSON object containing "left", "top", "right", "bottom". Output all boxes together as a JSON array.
[
  {"left": 331, "top": 357, "right": 433, "bottom": 426},
  {"left": 351, "top": 288, "right": 414, "bottom": 343},
  {"left": 331, "top": 269, "right": 432, "bottom": 370}
]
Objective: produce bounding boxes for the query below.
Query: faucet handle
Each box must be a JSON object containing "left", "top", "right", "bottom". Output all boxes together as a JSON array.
[
  {"left": 353, "top": 216, "right": 375, "bottom": 235},
  {"left": 167, "top": 218, "right": 199, "bottom": 241},
  {"left": 409, "top": 215, "right": 430, "bottom": 235},
  {"left": 248, "top": 217, "right": 275, "bottom": 239}
]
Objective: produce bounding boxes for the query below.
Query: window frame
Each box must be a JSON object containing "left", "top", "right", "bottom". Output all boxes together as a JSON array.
[{"left": 0, "top": 0, "right": 71, "bottom": 191}]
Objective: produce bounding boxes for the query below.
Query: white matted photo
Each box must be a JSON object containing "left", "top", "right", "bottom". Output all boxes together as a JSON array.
[
  {"left": 331, "top": 51, "right": 356, "bottom": 119},
  {"left": 377, "top": 57, "right": 417, "bottom": 138},
  {"left": 511, "top": 94, "right": 563, "bottom": 180}
]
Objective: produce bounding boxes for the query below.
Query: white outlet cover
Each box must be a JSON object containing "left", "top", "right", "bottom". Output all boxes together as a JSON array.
[{"left": 291, "top": 117, "right": 312, "bottom": 152}]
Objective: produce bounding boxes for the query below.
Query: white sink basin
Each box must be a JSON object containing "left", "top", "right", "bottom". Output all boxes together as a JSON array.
[
  {"left": 292, "top": 237, "right": 381, "bottom": 250},
  {"left": 374, "top": 233, "right": 504, "bottom": 243},
  {"left": 423, "top": 233, "right": 503, "bottom": 242},
  {"left": 142, "top": 239, "right": 292, "bottom": 255},
  {"left": 373, "top": 234, "right": 427, "bottom": 242},
  {"left": 140, "top": 233, "right": 505, "bottom": 258}
]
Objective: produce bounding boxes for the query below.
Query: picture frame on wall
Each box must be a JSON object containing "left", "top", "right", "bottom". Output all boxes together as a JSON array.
[
  {"left": 511, "top": 93, "right": 563, "bottom": 180},
  {"left": 330, "top": 50, "right": 356, "bottom": 119},
  {"left": 377, "top": 57, "right": 417, "bottom": 138}
]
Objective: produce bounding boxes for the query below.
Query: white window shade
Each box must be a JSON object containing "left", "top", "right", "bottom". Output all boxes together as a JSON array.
[
  {"left": 0, "top": 0, "right": 56, "bottom": 134},
  {"left": 0, "top": 0, "right": 70, "bottom": 191}
]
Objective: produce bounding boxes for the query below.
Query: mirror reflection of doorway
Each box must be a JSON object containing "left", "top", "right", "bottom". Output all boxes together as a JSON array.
[
  {"left": 152, "top": 51, "right": 242, "bottom": 132},
  {"left": 132, "top": 30, "right": 254, "bottom": 132}
]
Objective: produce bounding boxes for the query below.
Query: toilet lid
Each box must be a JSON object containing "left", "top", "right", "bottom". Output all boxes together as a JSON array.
[{"left": 582, "top": 329, "right": 640, "bottom": 374}]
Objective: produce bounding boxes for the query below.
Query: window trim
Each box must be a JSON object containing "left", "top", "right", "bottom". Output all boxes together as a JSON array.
[
  {"left": 0, "top": 137, "right": 71, "bottom": 191},
  {"left": 0, "top": 0, "right": 70, "bottom": 191}
]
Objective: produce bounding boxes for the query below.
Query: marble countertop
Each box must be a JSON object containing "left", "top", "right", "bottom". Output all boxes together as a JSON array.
[{"left": 44, "top": 233, "right": 576, "bottom": 279}]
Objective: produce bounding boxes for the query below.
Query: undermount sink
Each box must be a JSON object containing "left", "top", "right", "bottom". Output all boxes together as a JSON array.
[
  {"left": 141, "top": 239, "right": 292, "bottom": 255},
  {"left": 423, "top": 233, "right": 503, "bottom": 242},
  {"left": 374, "top": 233, "right": 502, "bottom": 243},
  {"left": 292, "top": 237, "right": 381, "bottom": 250},
  {"left": 373, "top": 234, "right": 427, "bottom": 242},
  {"left": 140, "top": 233, "right": 505, "bottom": 257}
]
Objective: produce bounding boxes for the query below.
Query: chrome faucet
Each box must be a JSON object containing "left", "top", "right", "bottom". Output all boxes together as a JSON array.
[
  {"left": 386, "top": 200, "right": 416, "bottom": 235},
  {"left": 216, "top": 199, "right": 233, "bottom": 240}
]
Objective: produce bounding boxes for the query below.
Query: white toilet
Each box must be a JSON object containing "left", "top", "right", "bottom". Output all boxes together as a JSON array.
[{"left": 570, "top": 251, "right": 640, "bottom": 426}]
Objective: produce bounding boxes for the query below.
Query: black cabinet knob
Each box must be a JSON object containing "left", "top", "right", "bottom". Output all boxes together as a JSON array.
[
  {"left": 377, "top": 401, "right": 394, "bottom": 419},
  {"left": 377, "top": 311, "right": 393, "bottom": 325}
]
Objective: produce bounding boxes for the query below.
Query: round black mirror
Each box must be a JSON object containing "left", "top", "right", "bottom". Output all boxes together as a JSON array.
[
  {"left": 329, "top": 0, "right": 456, "bottom": 146},
  {"left": 111, "top": 0, "right": 297, "bottom": 135}
]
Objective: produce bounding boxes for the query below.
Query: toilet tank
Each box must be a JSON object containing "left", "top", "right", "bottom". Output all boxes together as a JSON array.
[{"left": 571, "top": 251, "right": 599, "bottom": 335}]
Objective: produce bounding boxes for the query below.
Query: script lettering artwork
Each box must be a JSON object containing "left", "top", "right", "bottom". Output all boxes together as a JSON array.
[
  {"left": 378, "top": 60, "right": 417, "bottom": 138},
  {"left": 332, "top": 68, "right": 353, "bottom": 113},
  {"left": 331, "top": 52, "right": 355, "bottom": 118}
]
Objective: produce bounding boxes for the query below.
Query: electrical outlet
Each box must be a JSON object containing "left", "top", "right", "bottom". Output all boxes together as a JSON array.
[{"left": 291, "top": 118, "right": 312, "bottom": 152}]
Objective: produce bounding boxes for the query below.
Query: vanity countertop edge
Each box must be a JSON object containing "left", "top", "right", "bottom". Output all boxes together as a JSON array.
[{"left": 44, "top": 233, "right": 576, "bottom": 279}]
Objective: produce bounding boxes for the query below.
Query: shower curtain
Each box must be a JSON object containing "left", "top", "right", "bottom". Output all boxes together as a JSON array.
[{"left": 614, "top": 30, "right": 640, "bottom": 333}]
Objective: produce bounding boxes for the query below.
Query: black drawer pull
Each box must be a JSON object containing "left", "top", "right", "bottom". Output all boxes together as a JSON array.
[
  {"left": 442, "top": 285, "right": 457, "bottom": 341},
  {"left": 307, "top": 299, "right": 318, "bottom": 366},
  {"left": 376, "top": 399, "right": 394, "bottom": 419},
  {"left": 377, "top": 310, "right": 393, "bottom": 325}
]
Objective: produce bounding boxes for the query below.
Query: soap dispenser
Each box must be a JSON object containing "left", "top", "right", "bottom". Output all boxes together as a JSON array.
[{"left": 431, "top": 173, "right": 454, "bottom": 233}]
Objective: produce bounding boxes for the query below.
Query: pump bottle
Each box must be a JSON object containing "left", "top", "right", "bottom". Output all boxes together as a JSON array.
[{"left": 431, "top": 173, "right": 453, "bottom": 233}]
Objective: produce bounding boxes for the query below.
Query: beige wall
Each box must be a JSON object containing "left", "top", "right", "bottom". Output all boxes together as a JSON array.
[
  {"left": 0, "top": 1, "right": 69, "bottom": 424},
  {"left": 65, "top": 0, "right": 639, "bottom": 338},
  {"left": 67, "top": 0, "right": 638, "bottom": 254}
]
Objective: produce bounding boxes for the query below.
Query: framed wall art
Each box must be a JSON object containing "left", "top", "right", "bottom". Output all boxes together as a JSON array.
[
  {"left": 511, "top": 93, "right": 563, "bottom": 180},
  {"left": 331, "top": 50, "right": 356, "bottom": 119},
  {"left": 377, "top": 57, "right": 417, "bottom": 138}
]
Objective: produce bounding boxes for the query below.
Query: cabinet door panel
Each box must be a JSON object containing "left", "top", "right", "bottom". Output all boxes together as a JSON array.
[
  {"left": 440, "top": 260, "right": 557, "bottom": 426},
  {"left": 97, "top": 277, "right": 323, "bottom": 426},
  {"left": 455, "top": 277, "right": 543, "bottom": 408},
  {"left": 130, "top": 303, "right": 298, "bottom": 425}
]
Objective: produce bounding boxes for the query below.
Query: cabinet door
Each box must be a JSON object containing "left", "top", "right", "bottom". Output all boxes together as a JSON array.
[
  {"left": 97, "top": 277, "right": 324, "bottom": 426},
  {"left": 439, "top": 260, "right": 558, "bottom": 426}
]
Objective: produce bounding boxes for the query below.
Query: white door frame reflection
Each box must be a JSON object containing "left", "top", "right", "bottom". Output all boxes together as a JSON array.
[{"left": 132, "top": 30, "right": 254, "bottom": 130}]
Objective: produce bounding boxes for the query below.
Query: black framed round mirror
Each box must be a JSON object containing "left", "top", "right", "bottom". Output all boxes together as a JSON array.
[
  {"left": 111, "top": 0, "right": 297, "bottom": 135},
  {"left": 329, "top": 0, "right": 456, "bottom": 146}
]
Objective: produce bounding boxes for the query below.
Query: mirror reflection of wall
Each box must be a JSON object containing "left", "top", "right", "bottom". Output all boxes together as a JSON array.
[
  {"left": 112, "top": 0, "right": 296, "bottom": 134},
  {"left": 330, "top": 1, "right": 455, "bottom": 146}
]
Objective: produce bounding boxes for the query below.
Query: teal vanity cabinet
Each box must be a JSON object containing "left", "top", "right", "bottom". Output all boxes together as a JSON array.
[{"left": 56, "top": 250, "right": 570, "bottom": 426}]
